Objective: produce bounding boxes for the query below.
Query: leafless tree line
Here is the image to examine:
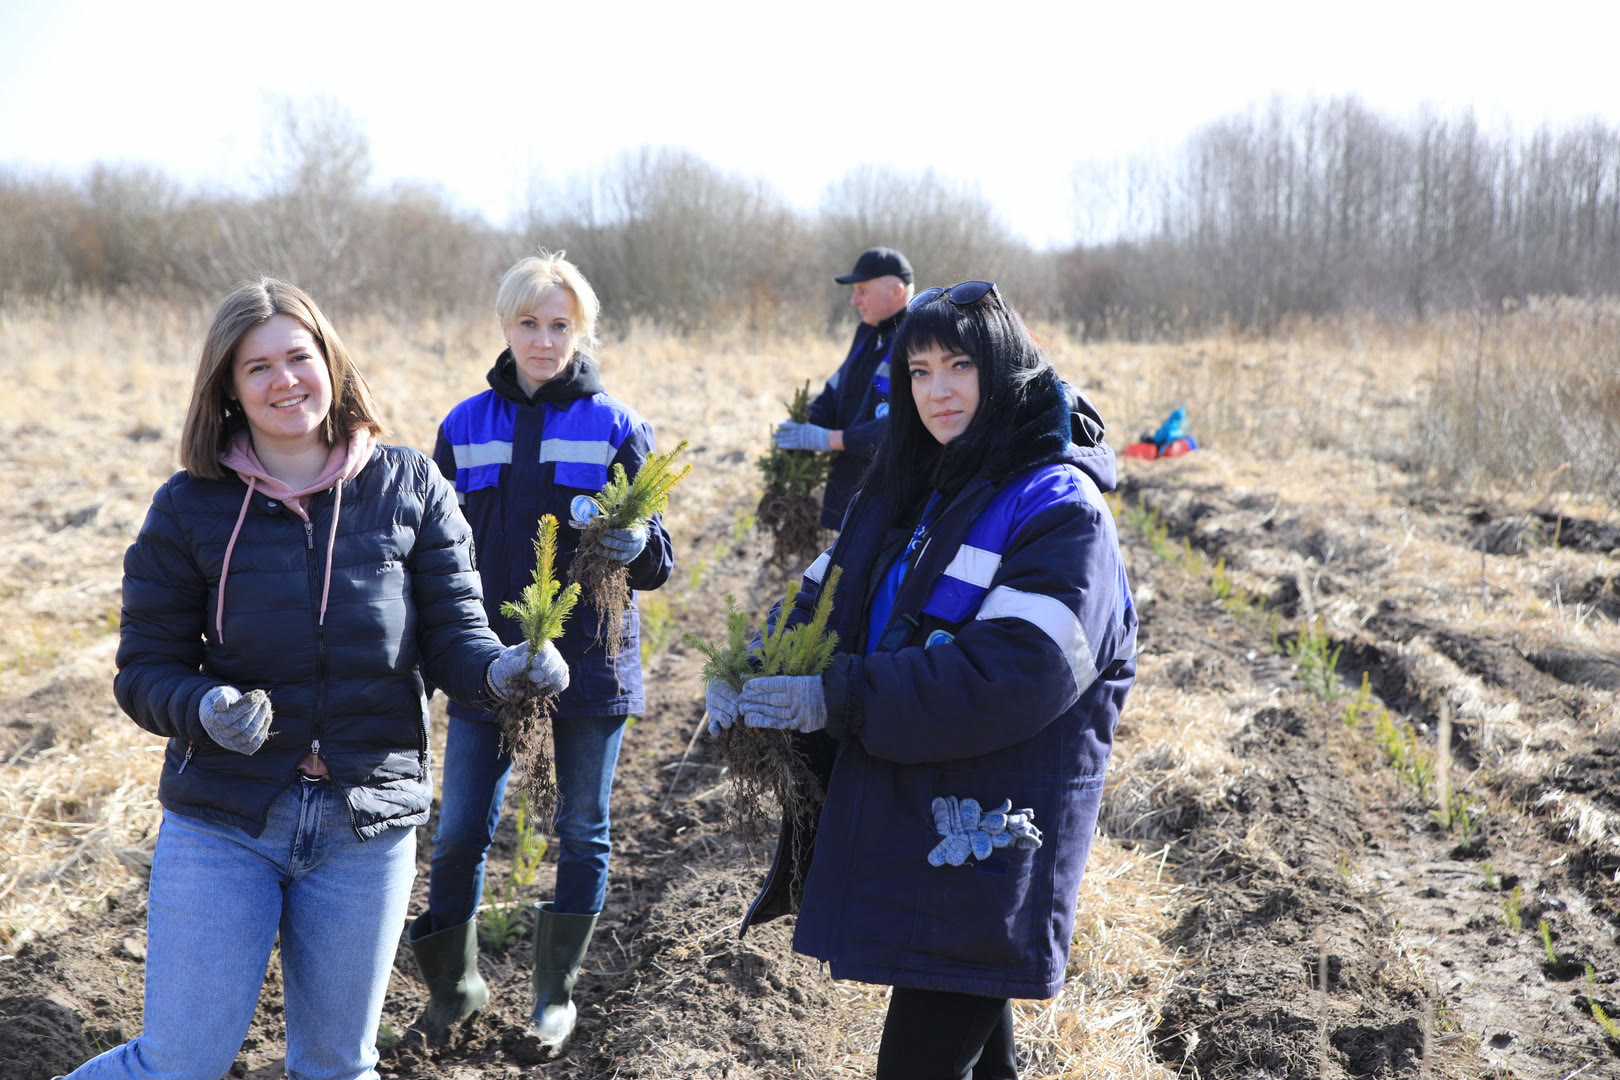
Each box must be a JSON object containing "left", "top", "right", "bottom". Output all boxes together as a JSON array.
[
  {"left": 4, "top": 97, "right": 1617, "bottom": 336},
  {"left": 1074, "top": 97, "right": 1620, "bottom": 334}
]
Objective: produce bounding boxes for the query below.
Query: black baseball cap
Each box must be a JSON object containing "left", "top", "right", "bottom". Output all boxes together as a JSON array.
[{"left": 835, "top": 247, "right": 914, "bottom": 284}]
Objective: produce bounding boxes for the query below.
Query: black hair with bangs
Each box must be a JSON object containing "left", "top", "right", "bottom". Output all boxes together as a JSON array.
[{"left": 867, "top": 288, "right": 1059, "bottom": 524}]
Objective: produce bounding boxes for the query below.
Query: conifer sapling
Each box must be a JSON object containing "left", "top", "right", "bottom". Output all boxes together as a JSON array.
[
  {"left": 756, "top": 382, "right": 829, "bottom": 567},
  {"left": 571, "top": 440, "right": 690, "bottom": 668},
  {"left": 498, "top": 515, "right": 580, "bottom": 821},
  {"left": 685, "top": 566, "right": 842, "bottom": 835}
]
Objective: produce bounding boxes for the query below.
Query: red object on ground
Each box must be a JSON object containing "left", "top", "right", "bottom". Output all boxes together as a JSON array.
[
  {"left": 1122, "top": 442, "right": 1159, "bottom": 460},
  {"left": 1159, "top": 437, "right": 1194, "bottom": 458}
]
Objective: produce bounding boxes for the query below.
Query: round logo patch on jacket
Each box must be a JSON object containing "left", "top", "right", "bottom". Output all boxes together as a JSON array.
[{"left": 925, "top": 629, "right": 955, "bottom": 648}]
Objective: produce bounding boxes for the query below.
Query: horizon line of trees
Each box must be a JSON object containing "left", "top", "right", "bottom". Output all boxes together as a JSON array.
[{"left": 3, "top": 96, "right": 1618, "bottom": 338}]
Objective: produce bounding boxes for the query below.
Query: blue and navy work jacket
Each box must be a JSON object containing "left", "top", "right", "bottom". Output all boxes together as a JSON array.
[
  {"left": 742, "top": 436, "right": 1137, "bottom": 1000},
  {"left": 807, "top": 310, "right": 902, "bottom": 529},
  {"left": 432, "top": 353, "right": 673, "bottom": 719}
]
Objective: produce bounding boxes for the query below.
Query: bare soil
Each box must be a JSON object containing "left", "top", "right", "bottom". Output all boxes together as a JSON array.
[{"left": 2, "top": 457, "right": 1618, "bottom": 1079}]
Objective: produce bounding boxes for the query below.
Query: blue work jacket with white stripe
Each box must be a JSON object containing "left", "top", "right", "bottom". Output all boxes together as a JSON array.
[
  {"left": 743, "top": 378, "right": 1136, "bottom": 1000},
  {"left": 807, "top": 310, "right": 902, "bottom": 529},
  {"left": 432, "top": 351, "right": 673, "bottom": 719}
]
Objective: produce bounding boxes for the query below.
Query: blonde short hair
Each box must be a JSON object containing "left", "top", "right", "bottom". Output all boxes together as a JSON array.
[
  {"left": 495, "top": 251, "right": 601, "bottom": 351},
  {"left": 180, "top": 278, "right": 385, "bottom": 479}
]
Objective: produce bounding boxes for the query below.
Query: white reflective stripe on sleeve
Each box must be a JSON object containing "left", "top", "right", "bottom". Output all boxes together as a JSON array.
[
  {"left": 452, "top": 441, "right": 513, "bottom": 468},
  {"left": 804, "top": 551, "right": 831, "bottom": 584},
  {"left": 943, "top": 544, "right": 1001, "bottom": 588},
  {"left": 539, "top": 438, "right": 617, "bottom": 467},
  {"left": 976, "top": 585, "right": 1099, "bottom": 693}
]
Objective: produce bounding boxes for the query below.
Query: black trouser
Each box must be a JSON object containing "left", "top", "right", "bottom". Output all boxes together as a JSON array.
[{"left": 875, "top": 987, "right": 1018, "bottom": 1080}]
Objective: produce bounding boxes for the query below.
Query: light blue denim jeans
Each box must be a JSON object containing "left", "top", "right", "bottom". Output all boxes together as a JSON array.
[
  {"left": 66, "top": 776, "right": 416, "bottom": 1080},
  {"left": 426, "top": 710, "right": 627, "bottom": 928}
]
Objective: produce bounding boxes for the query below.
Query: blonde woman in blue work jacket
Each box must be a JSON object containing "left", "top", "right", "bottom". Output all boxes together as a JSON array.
[
  {"left": 709, "top": 281, "right": 1136, "bottom": 1080},
  {"left": 408, "top": 252, "right": 673, "bottom": 1060}
]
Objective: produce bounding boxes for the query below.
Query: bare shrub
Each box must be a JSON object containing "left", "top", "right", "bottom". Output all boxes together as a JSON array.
[{"left": 1412, "top": 297, "right": 1620, "bottom": 502}]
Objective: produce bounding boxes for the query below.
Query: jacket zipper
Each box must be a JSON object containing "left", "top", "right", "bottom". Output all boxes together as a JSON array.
[
  {"left": 305, "top": 518, "right": 329, "bottom": 768},
  {"left": 177, "top": 742, "right": 194, "bottom": 774}
]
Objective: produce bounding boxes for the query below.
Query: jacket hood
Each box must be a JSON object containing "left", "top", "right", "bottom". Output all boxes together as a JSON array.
[
  {"left": 219, "top": 428, "right": 375, "bottom": 517},
  {"left": 487, "top": 348, "right": 605, "bottom": 406}
]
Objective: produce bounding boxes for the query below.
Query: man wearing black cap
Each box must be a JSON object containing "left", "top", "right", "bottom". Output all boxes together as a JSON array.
[{"left": 774, "top": 246, "right": 914, "bottom": 530}]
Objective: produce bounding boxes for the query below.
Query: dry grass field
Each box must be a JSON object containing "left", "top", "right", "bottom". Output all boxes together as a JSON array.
[{"left": 0, "top": 297, "right": 1616, "bottom": 1078}]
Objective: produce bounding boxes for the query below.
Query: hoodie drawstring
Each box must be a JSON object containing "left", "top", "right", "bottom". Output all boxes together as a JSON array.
[
  {"left": 216, "top": 476, "right": 342, "bottom": 641},
  {"left": 319, "top": 480, "right": 341, "bottom": 627},
  {"left": 217, "top": 476, "right": 258, "bottom": 644}
]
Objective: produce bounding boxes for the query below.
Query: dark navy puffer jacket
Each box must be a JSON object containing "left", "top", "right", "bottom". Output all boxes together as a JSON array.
[
  {"left": 115, "top": 444, "right": 505, "bottom": 840},
  {"left": 807, "top": 310, "right": 903, "bottom": 529},
  {"left": 743, "top": 381, "right": 1137, "bottom": 1000},
  {"left": 432, "top": 351, "right": 673, "bottom": 720}
]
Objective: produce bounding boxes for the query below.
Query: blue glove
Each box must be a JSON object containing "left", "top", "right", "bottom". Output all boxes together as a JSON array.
[
  {"left": 487, "top": 640, "right": 570, "bottom": 700},
  {"left": 774, "top": 421, "right": 834, "bottom": 452},
  {"left": 927, "top": 797, "right": 1042, "bottom": 867},
  {"left": 199, "top": 685, "right": 273, "bottom": 755},
  {"left": 739, "top": 674, "right": 827, "bottom": 733},
  {"left": 704, "top": 681, "right": 742, "bottom": 736}
]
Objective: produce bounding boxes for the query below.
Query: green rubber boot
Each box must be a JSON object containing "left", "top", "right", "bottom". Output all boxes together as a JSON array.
[
  {"left": 404, "top": 913, "right": 488, "bottom": 1047},
  {"left": 529, "top": 901, "right": 598, "bottom": 1060}
]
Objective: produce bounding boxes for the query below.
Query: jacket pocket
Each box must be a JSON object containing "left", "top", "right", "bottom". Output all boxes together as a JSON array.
[{"left": 906, "top": 841, "right": 1048, "bottom": 972}]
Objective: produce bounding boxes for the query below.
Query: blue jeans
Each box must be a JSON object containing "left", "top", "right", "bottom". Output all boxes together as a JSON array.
[
  {"left": 427, "top": 710, "right": 627, "bottom": 926},
  {"left": 67, "top": 777, "right": 416, "bottom": 1080}
]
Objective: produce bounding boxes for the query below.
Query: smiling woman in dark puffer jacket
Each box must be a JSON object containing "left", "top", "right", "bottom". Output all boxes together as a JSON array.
[
  {"left": 58, "top": 279, "right": 567, "bottom": 1080},
  {"left": 710, "top": 281, "right": 1137, "bottom": 1080}
]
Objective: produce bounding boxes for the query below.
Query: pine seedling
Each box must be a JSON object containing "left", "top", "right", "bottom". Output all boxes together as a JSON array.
[
  {"left": 691, "top": 568, "right": 843, "bottom": 836},
  {"left": 502, "top": 515, "right": 581, "bottom": 648},
  {"left": 497, "top": 515, "right": 580, "bottom": 821},
  {"left": 756, "top": 576, "right": 841, "bottom": 678},
  {"left": 1539, "top": 918, "right": 1558, "bottom": 965},
  {"left": 1585, "top": 966, "right": 1620, "bottom": 1041},
  {"left": 685, "top": 595, "right": 753, "bottom": 692},
  {"left": 591, "top": 440, "right": 693, "bottom": 530},
  {"left": 1502, "top": 886, "right": 1524, "bottom": 931},
  {"left": 572, "top": 440, "right": 691, "bottom": 666},
  {"left": 756, "top": 382, "right": 830, "bottom": 568}
]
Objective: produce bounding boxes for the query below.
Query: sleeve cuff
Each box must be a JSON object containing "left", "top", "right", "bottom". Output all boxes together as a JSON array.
[{"left": 821, "top": 653, "right": 864, "bottom": 740}]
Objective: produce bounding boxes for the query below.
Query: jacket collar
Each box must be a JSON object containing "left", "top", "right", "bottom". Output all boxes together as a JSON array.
[{"left": 487, "top": 348, "right": 606, "bottom": 406}]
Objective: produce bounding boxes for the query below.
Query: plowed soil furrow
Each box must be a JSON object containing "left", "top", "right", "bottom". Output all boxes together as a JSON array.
[{"left": 1121, "top": 468, "right": 1620, "bottom": 1079}]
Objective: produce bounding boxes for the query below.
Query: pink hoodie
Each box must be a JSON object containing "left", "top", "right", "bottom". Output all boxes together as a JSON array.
[{"left": 214, "top": 428, "right": 377, "bottom": 644}]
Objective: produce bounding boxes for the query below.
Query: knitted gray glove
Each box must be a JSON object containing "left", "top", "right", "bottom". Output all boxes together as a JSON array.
[
  {"left": 773, "top": 420, "right": 834, "bottom": 452},
  {"left": 569, "top": 495, "right": 647, "bottom": 564},
  {"left": 199, "top": 686, "right": 273, "bottom": 756},
  {"left": 593, "top": 524, "right": 647, "bottom": 563},
  {"left": 927, "top": 797, "right": 1042, "bottom": 867},
  {"left": 704, "top": 681, "right": 742, "bottom": 737},
  {"left": 739, "top": 675, "right": 826, "bottom": 733},
  {"left": 486, "top": 640, "right": 570, "bottom": 700}
]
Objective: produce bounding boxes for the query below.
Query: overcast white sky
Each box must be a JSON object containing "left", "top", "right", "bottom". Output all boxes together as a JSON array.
[{"left": 3, "top": 0, "right": 1618, "bottom": 249}]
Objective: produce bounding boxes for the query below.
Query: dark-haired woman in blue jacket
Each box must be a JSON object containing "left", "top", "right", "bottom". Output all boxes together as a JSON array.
[{"left": 709, "top": 281, "right": 1137, "bottom": 1080}]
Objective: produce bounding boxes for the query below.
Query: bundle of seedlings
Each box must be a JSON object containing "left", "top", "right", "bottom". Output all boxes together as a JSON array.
[
  {"left": 756, "top": 382, "right": 829, "bottom": 568},
  {"left": 686, "top": 567, "right": 842, "bottom": 839},
  {"left": 570, "top": 440, "right": 691, "bottom": 666},
  {"left": 499, "top": 515, "right": 580, "bottom": 822}
]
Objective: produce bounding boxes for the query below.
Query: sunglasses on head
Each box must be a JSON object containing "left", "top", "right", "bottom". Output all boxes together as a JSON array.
[{"left": 907, "top": 280, "right": 999, "bottom": 313}]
